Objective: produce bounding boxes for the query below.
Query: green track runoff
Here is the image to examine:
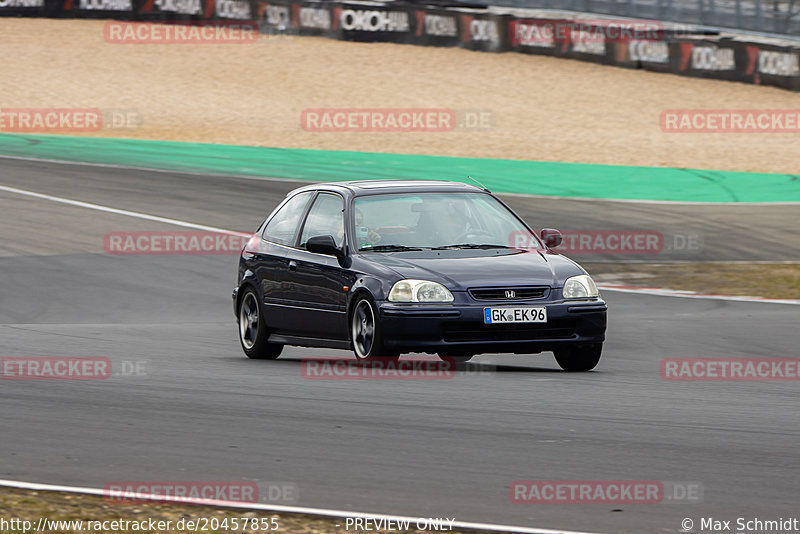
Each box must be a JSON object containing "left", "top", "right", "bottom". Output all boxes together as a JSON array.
[{"left": 0, "top": 133, "right": 797, "bottom": 202}]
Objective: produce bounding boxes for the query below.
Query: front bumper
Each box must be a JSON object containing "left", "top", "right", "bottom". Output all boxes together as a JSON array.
[{"left": 379, "top": 299, "right": 606, "bottom": 354}]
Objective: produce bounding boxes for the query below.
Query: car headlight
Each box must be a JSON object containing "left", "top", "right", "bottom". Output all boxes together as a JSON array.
[
  {"left": 563, "top": 274, "right": 599, "bottom": 299},
  {"left": 388, "top": 279, "right": 454, "bottom": 303}
]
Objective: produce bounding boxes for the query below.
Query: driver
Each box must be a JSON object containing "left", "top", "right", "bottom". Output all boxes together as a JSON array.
[
  {"left": 355, "top": 209, "right": 382, "bottom": 247},
  {"left": 437, "top": 201, "right": 472, "bottom": 244}
]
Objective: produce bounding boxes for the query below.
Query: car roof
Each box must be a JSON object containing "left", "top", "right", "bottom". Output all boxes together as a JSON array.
[{"left": 289, "top": 180, "right": 485, "bottom": 197}]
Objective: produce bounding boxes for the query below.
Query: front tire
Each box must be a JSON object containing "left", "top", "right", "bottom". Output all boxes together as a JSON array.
[
  {"left": 238, "top": 287, "right": 283, "bottom": 360},
  {"left": 554, "top": 343, "right": 602, "bottom": 372},
  {"left": 350, "top": 295, "right": 398, "bottom": 362}
]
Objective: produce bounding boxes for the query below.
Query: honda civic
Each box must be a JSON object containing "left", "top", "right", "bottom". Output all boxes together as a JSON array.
[{"left": 233, "top": 180, "right": 607, "bottom": 371}]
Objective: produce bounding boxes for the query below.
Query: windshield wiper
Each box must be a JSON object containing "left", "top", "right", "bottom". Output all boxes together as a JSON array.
[
  {"left": 431, "top": 243, "right": 510, "bottom": 250},
  {"left": 359, "top": 244, "right": 424, "bottom": 252}
]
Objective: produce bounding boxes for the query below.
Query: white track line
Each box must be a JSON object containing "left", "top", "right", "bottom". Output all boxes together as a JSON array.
[
  {"left": 1, "top": 183, "right": 796, "bottom": 305},
  {"left": 598, "top": 284, "right": 800, "bottom": 305},
  {"left": 2, "top": 153, "right": 799, "bottom": 205},
  {"left": 0, "top": 184, "right": 248, "bottom": 236},
  {"left": 0, "top": 479, "right": 601, "bottom": 534},
  {"left": 589, "top": 260, "right": 800, "bottom": 264}
]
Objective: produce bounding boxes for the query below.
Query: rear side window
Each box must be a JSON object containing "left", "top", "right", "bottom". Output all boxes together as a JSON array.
[
  {"left": 262, "top": 192, "right": 313, "bottom": 246},
  {"left": 299, "top": 193, "right": 345, "bottom": 249}
]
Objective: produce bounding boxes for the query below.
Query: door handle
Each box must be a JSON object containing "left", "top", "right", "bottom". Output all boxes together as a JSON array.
[{"left": 288, "top": 260, "right": 297, "bottom": 271}]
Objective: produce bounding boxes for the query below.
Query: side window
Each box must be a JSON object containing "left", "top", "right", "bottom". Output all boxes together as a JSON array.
[
  {"left": 299, "top": 193, "right": 345, "bottom": 249},
  {"left": 262, "top": 192, "right": 313, "bottom": 246}
]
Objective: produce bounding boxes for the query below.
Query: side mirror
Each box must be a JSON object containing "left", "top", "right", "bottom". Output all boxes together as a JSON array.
[
  {"left": 306, "top": 235, "right": 343, "bottom": 258},
  {"left": 540, "top": 228, "right": 563, "bottom": 248}
]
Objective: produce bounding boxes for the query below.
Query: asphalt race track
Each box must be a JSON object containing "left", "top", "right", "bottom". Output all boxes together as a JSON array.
[{"left": 1, "top": 158, "right": 799, "bottom": 534}]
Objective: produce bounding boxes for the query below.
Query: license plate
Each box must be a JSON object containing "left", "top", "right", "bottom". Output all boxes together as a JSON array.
[{"left": 484, "top": 307, "right": 547, "bottom": 324}]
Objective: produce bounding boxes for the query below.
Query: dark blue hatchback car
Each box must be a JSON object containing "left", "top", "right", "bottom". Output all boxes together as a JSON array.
[{"left": 234, "top": 180, "right": 607, "bottom": 371}]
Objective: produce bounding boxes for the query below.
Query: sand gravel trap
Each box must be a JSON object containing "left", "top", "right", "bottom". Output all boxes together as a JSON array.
[{"left": 2, "top": 18, "right": 798, "bottom": 173}]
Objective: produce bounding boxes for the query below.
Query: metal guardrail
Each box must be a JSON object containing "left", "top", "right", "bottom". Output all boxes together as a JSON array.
[{"left": 471, "top": 0, "right": 800, "bottom": 36}]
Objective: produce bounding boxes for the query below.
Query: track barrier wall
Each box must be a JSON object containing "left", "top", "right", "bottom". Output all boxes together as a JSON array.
[{"left": 2, "top": 0, "right": 798, "bottom": 90}]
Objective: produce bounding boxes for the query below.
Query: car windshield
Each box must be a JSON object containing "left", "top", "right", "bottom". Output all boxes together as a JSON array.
[{"left": 353, "top": 192, "right": 539, "bottom": 251}]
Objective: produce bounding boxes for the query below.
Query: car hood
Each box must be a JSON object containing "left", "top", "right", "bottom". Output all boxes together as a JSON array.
[{"left": 365, "top": 249, "right": 584, "bottom": 290}]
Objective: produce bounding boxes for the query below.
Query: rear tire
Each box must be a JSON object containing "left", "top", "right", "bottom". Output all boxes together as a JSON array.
[
  {"left": 554, "top": 343, "right": 602, "bottom": 372},
  {"left": 238, "top": 287, "right": 283, "bottom": 360},
  {"left": 350, "top": 295, "right": 398, "bottom": 362}
]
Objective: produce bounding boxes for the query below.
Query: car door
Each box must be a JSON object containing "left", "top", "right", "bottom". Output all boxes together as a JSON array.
[
  {"left": 282, "top": 192, "right": 350, "bottom": 340},
  {"left": 253, "top": 191, "right": 314, "bottom": 332}
]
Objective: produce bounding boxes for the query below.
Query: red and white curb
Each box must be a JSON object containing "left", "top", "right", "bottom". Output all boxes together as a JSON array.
[{"left": 0, "top": 479, "right": 601, "bottom": 534}]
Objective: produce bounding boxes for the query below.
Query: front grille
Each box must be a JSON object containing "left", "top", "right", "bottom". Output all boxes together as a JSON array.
[
  {"left": 469, "top": 286, "right": 549, "bottom": 301},
  {"left": 443, "top": 320, "right": 576, "bottom": 342}
]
